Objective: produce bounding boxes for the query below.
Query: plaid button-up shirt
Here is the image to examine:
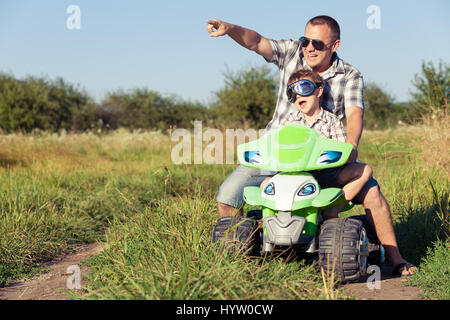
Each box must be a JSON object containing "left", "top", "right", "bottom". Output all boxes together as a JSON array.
[
  {"left": 264, "top": 38, "right": 364, "bottom": 132},
  {"left": 282, "top": 108, "right": 347, "bottom": 142}
]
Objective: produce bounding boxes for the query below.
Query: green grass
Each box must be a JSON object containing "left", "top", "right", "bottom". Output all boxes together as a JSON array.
[
  {"left": 0, "top": 130, "right": 232, "bottom": 287},
  {"left": 78, "top": 195, "right": 326, "bottom": 300},
  {"left": 0, "top": 123, "right": 448, "bottom": 299},
  {"left": 407, "top": 239, "right": 450, "bottom": 300}
]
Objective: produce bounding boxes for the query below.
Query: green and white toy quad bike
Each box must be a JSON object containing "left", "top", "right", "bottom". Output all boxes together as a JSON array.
[{"left": 212, "top": 124, "right": 384, "bottom": 283}]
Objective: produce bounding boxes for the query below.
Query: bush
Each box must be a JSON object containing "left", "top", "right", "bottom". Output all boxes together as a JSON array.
[
  {"left": 408, "top": 239, "right": 450, "bottom": 300},
  {"left": 99, "top": 89, "right": 209, "bottom": 131},
  {"left": 363, "top": 83, "right": 412, "bottom": 129},
  {"left": 0, "top": 73, "right": 94, "bottom": 133},
  {"left": 410, "top": 60, "right": 449, "bottom": 117},
  {"left": 0, "top": 72, "right": 210, "bottom": 133},
  {"left": 210, "top": 65, "right": 278, "bottom": 129}
]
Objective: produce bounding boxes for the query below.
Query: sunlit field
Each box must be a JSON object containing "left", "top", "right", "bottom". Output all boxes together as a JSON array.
[{"left": 1, "top": 116, "right": 448, "bottom": 299}]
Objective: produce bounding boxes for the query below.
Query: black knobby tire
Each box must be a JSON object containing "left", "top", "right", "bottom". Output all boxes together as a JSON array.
[
  {"left": 348, "top": 215, "right": 384, "bottom": 267},
  {"left": 211, "top": 216, "right": 259, "bottom": 256},
  {"left": 246, "top": 210, "right": 263, "bottom": 255},
  {"left": 319, "top": 218, "right": 368, "bottom": 283}
]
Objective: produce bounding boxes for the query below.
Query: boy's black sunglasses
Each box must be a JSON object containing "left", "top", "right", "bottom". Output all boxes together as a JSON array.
[
  {"left": 286, "top": 79, "right": 322, "bottom": 103},
  {"left": 299, "top": 36, "right": 334, "bottom": 51}
]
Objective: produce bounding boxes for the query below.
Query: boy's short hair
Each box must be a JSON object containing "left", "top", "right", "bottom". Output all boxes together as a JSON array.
[{"left": 288, "top": 69, "right": 323, "bottom": 85}]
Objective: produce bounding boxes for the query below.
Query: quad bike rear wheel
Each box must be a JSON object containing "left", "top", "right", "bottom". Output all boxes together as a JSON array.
[
  {"left": 348, "top": 215, "right": 385, "bottom": 267},
  {"left": 319, "top": 218, "right": 369, "bottom": 283}
]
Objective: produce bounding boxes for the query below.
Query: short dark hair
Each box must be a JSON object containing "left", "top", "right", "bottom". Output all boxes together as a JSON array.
[
  {"left": 288, "top": 69, "right": 323, "bottom": 85},
  {"left": 307, "top": 15, "right": 340, "bottom": 40}
]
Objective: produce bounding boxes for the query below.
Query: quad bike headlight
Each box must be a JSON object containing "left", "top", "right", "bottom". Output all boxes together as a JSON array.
[
  {"left": 264, "top": 182, "right": 275, "bottom": 195},
  {"left": 297, "top": 183, "right": 316, "bottom": 196}
]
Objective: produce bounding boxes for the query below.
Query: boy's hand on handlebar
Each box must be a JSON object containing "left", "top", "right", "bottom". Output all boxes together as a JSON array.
[
  {"left": 206, "top": 19, "right": 230, "bottom": 37},
  {"left": 260, "top": 177, "right": 271, "bottom": 189}
]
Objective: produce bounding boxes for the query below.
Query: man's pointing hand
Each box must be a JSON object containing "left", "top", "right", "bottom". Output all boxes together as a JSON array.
[{"left": 206, "top": 19, "right": 230, "bottom": 37}]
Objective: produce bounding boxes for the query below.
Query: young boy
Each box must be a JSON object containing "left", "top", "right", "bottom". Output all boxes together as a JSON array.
[{"left": 260, "top": 69, "right": 373, "bottom": 219}]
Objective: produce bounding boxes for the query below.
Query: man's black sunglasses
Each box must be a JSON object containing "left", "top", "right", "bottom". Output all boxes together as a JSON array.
[{"left": 299, "top": 36, "right": 334, "bottom": 51}]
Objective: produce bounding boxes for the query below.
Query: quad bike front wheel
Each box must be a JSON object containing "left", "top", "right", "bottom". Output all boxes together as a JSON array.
[
  {"left": 211, "top": 216, "right": 260, "bottom": 256},
  {"left": 318, "top": 218, "right": 369, "bottom": 283}
]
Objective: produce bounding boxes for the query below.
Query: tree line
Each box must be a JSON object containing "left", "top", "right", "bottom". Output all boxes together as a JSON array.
[{"left": 0, "top": 60, "right": 447, "bottom": 133}]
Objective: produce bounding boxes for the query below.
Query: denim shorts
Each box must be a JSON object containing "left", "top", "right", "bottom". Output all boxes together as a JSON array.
[{"left": 216, "top": 165, "right": 277, "bottom": 208}]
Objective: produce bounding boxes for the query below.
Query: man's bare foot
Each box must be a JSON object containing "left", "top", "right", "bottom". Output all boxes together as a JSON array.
[{"left": 392, "top": 262, "right": 417, "bottom": 277}]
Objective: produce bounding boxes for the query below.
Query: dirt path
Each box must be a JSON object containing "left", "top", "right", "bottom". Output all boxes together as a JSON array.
[
  {"left": 0, "top": 244, "right": 424, "bottom": 300},
  {"left": 0, "top": 243, "right": 103, "bottom": 300},
  {"left": 341, "top": 264, "right": 425, "bottom": 300}
]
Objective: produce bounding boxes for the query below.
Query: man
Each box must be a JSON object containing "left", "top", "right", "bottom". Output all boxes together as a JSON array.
[{"left": 206, "top": 16, "right": 415, "bottom": 276}]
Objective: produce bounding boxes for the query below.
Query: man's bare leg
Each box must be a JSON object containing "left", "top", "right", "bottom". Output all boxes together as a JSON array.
[
  {"left": 217, "top": 201, "right": 243, "bottom": 218},
  {"left": 355, "top": 186, "right": 416, "bottom": 275},
  {"left": 323, "top": 163, "right": 372, "bottom": 219}
]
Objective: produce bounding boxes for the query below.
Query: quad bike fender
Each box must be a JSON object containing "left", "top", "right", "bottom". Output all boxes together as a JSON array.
[
  {"left": 243, "top": 186, "right": 278, "bottom": 208},
  {"left": 311, "top": 188, "right": 346, "bottom": 208},
  {"left": 243, "top": 186, "right": 262, "bottom": 206}
]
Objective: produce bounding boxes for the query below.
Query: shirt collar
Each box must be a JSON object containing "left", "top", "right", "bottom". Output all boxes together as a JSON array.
[
  {"left": 290, "top": 108, "right": 326, "bottom": 128},
  {"left": 300, "top": 52, "right": 345, "bottom": 78},
  {"left": 309, "top": 108, "right": 327, "bottom": 127},
  {"left": 323, "top": 53, "right": 345, "bottom": 78}
]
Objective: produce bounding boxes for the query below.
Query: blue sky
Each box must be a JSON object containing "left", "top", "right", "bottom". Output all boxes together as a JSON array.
[{"left": 0, "top": 0, "right": 449, "bottom": 105}]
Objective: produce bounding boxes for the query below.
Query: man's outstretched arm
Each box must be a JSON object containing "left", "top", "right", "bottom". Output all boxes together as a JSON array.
[{"left": 206, "top": 19, "right": 273, "bottom": 61}]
